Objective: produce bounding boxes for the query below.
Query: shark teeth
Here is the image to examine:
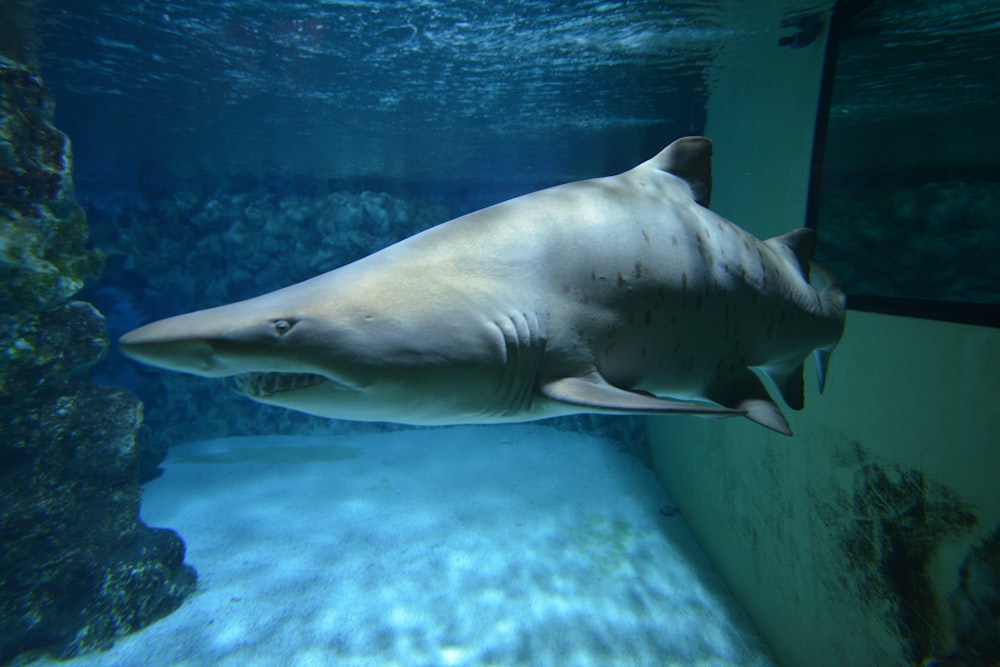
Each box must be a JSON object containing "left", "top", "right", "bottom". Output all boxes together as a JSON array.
[{"left": 227, "top": 372, "right": 328, "bottom": 398}]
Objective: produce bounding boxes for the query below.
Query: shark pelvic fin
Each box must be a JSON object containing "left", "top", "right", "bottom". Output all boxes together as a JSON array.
[
  {"left": 737, "top": 398, "right": 793, "bottom": 436},
  {"left": 647, "top": 136, "right": 713, "bottom": 208},
  {"left": 762, "top": 362, "right": 806, "bottom": 411},
  {"left": 540, "top": 373, "right": 742, "bottom": 417},
  {"left": 706, "top": 368, "right": 793, "bottom": 435}
]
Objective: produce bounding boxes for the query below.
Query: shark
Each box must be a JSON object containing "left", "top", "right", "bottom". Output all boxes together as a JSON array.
[{"left": 119, "top": 137, "right": 845, "bottom": 435}]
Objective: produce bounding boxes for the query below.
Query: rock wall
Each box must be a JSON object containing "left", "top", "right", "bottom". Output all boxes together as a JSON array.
[{"left": 0, "top": 60, "right": 195, "bottom": 662}]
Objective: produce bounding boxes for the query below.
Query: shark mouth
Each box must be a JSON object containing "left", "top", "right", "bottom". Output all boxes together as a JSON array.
[{"left": 227, "top": 372, "right": 328, "bottom": 399}]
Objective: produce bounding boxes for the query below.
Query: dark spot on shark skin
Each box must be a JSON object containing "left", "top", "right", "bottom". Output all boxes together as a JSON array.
[
  {"left": 681, "top": 272, "right": 688, "bottom": 293},
  {"left": 672, "top": 235, "right": 679, "bottom": 247},
  {"left": 673, "top": 340, "right": 682, "bottom": 354},
  {"left": 644, "top": 309, "right": 652, "bottom": 326},
  {"left": 634, "top": 260, "right": 644, "bottom": 278},
  {"left": 617, "top": 272, "right": 625, "bottom": 288},
  {"left": 642, "top": 229, "right": 651, "bottom": 245},
  {"left": 591, "top": 271, "right": 596, "bottom": 282},
  {"left": 582, "top": 295, "right": 589, "bottom": 305},
  {"left": 562, "top": 284, "right": 571, "bottom": 295}
]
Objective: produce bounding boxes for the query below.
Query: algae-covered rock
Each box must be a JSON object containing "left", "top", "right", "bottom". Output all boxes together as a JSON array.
[
  {"left": 0, "top": 381, "right": 196, "bottom": 662},
  {"left": 0, "top": 299, "right": 196, "bottom": 663},
  {"left": 0, "top": 60, "right": 103, "bottom": 314},
  {"left": 0, "top": 59, "right": 195, "bottom": 663},
  {"left": 0, "top": 300, "right": 108, "bottom": 400}
]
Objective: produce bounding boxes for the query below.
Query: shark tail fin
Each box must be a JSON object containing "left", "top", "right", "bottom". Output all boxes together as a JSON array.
[{"left": 768, "top": 231, "right": 846, "bottom": 396}]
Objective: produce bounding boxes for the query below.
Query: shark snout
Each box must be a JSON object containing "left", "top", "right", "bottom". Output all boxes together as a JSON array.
[{"left": 119, "top": 326, "right": 226, "bottom": 376}]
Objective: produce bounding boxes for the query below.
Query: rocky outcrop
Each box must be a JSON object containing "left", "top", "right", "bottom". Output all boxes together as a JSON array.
[
  {"left": 0, "top": 60, "right": 196, "bottom": 663},
  {"left": 0, "top": 58, "right": 103, "bottom": 313}
]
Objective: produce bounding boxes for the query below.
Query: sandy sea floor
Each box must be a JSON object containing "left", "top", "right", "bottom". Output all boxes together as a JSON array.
[{"left": 32, "top": 424, "right": 776, "bottom": 667}]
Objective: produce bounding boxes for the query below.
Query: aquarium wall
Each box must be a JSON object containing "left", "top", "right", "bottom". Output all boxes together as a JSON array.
[{"left": 649, "top": 1, "right": 1000, "bottom": 666}]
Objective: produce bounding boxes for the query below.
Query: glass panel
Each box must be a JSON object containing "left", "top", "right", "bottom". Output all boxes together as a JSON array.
[{"left": 814, "top": 0, "right": 1000, "bottom": 305}]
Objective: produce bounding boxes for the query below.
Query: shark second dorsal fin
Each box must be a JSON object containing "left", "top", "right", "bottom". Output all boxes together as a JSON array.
[
  {"left": 647, "top": 136, "right": 713, "bottom": 208},
  {"left": 540, "top": 373, "right": 742, "bottom": 418},
  {"left": 769, "top": 228, "right": 816, "bottom": 280}
]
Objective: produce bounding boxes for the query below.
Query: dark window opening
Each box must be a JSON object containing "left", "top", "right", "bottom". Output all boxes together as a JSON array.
[{"left": 808, "top": 0, "right": 1000, "bottom": 328}]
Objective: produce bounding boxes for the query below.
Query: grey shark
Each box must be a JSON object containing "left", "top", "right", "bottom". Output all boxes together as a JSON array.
[{"left": 119, "top": 137, "right": 845, "bottom": 435}]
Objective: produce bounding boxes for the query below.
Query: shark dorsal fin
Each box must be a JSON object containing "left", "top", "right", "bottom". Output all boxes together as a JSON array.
[
  {"left": 768, "top": 227, "right": 816, "bottom": 280},
  {"left": 647, "top": 136, "right": 713, "bottom": 208}
]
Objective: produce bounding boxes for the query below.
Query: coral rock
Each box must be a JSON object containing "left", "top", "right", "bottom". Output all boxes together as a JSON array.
[{"left": 0, "top": 61, "right": 103, "bottom": 313}]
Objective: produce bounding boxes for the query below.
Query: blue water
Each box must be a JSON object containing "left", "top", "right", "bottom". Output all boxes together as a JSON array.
[
  {"left": 18, "top": 1, "right": 1000, "bottom": 663},
  {"left": 38, "top": 1, "right": 722, "bottom": 193}
]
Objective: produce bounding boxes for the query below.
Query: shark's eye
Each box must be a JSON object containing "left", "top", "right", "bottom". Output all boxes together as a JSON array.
[{"left": 273, "top": 319, "right": 294, "bottom": 335}]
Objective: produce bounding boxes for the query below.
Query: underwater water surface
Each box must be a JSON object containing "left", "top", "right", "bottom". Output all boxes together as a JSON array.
[{"left": 38, "top": 0, "right": 724, "bottom": 189}]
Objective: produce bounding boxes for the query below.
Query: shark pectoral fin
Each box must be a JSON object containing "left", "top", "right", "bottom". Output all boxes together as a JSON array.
[
  {"left": 707, "top": 369, "right": 793, "bottom": 436},
  {"left": 540, "top": 375, "right": 742, "bottom": 417}
]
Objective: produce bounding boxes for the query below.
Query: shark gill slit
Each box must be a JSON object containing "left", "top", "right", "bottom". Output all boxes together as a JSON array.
[{"left": 488, "top": 313, "right": 546, "bottom": 417}]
